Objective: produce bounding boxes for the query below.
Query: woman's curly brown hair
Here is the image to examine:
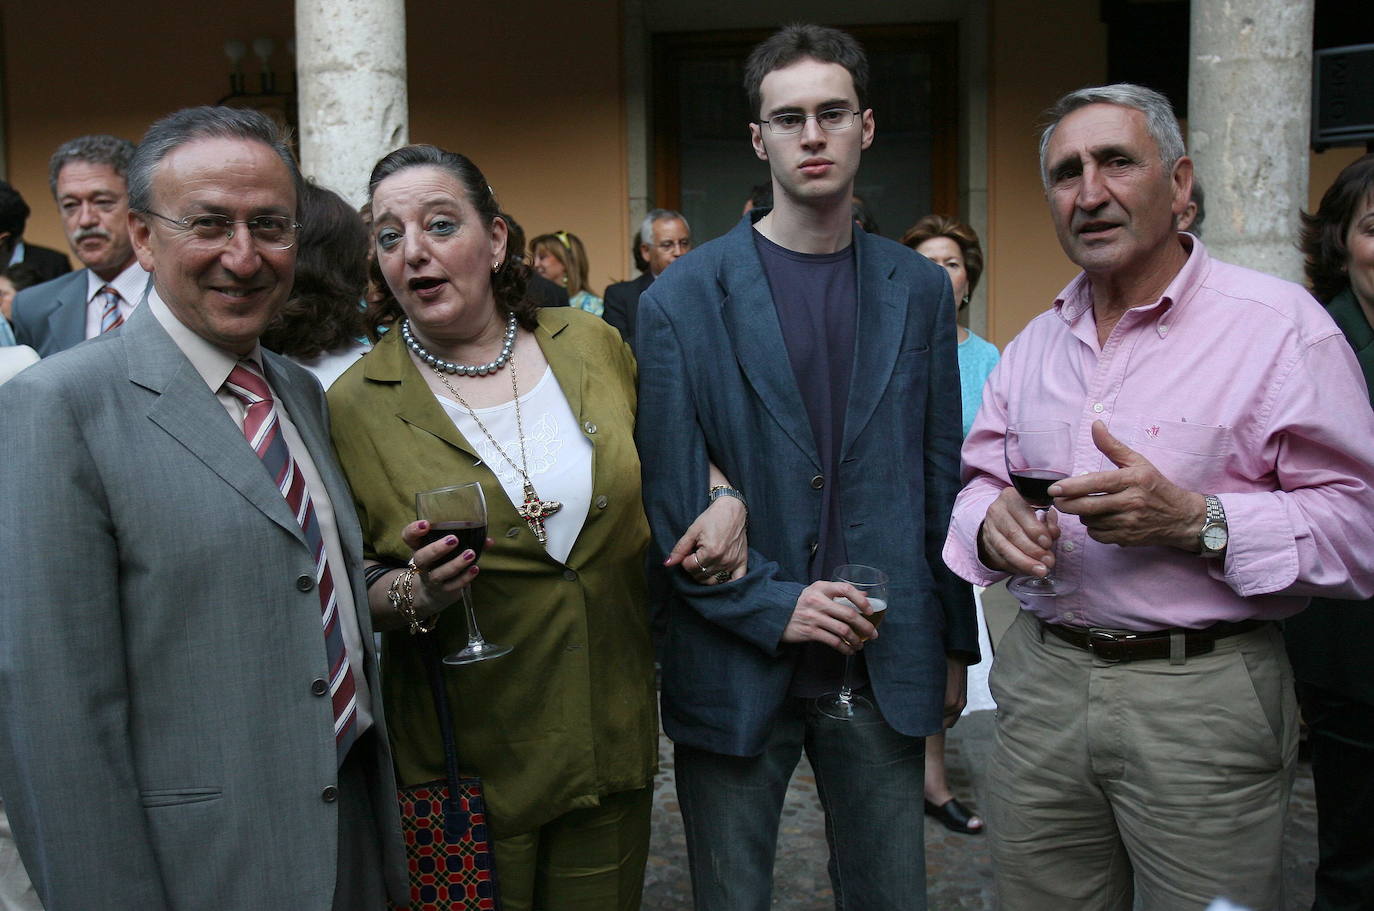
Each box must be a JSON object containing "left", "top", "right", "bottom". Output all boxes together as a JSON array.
[
  {"left": 364, "top": 144, "right": 538, "bottom": 333},
  {"left": 260, "top": 180, "right": 368, "bottom": 359},
  {"left": 1300, "top": 153, "right": 1374, "bottom": 305}
]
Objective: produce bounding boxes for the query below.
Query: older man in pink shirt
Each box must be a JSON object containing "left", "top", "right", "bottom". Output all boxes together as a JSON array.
[{"left": 944, "top": 83, "right": 1374, "bottom": 911}]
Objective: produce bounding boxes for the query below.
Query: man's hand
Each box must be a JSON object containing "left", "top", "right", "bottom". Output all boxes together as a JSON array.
[
  {"left": 977, "top": 486, "right": 1060, "bottom": 577},
  {"left": 943, "top": 657, "right": 968, "bottom": 730},
  {"left": 1050, "top": 421, "right": 1205, "bottom": 550},
  {"left": 780, "top": 581, "right": 879, "bottom": 655}
]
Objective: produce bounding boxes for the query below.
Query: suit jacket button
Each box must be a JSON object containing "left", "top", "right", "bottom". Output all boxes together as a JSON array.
[
  {"left": 296, "top": 574, "right": 314, "bottom": 592},
  {"left": 321, "top": 785, "right": 338, "bottom": 803},
  {"left": 563, "top": 569, "right": 577, "bottom": 581},
  {"left": 594, "top": 495, "right": 608, "bottom": 509},
  {"left": 810, "top": 475, "right": 825, "bottom": 489},
  {"left": 505, "top": 526, "right": 521, "bottom": 538},
  {"left": 583, "top": 421, "right": 598, "bottom": 434},
  {"left": 311, "top": 678, "right": 328, "bottom": 696}
]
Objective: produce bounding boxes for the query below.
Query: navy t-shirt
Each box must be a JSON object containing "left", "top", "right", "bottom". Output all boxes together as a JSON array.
[{"left": 753, "top": 228, "right": 864, "bottom": 697}]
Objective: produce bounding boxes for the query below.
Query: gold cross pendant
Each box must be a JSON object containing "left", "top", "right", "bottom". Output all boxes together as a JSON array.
[{"left": 517, "top": 481, "right": 562, "bottom": 544}]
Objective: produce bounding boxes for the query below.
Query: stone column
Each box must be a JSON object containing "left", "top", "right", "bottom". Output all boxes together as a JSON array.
[
  {"left": 295, "top": 0, "right": 408, "bottom": 208},
  {"left": 1188, "top": 0, "right": 1314, "bottom": 283}
]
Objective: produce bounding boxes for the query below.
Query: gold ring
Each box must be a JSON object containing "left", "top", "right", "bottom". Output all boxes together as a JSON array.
[{"left": 690, "top": 552, "right": 703, "bottom": 572}]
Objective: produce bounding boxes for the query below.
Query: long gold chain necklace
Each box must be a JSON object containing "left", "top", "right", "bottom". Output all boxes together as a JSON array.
[{"left": 424, "top": 340, "right": 562, "bottom": 544}]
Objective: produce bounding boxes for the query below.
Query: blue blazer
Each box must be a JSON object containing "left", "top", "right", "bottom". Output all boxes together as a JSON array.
[
  {"left": 635, "top": 213, "right": 977, "bottom": 757},
  {"left": 11, "top": 268, "right": 89, "bottom": 356}
]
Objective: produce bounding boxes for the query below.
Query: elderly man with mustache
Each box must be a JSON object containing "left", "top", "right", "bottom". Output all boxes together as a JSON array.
[{"left": 12, "top": 134, "right": 148, "bottom": 356}]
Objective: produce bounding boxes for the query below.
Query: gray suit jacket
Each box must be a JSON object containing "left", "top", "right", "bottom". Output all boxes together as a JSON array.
[
  {"left": 635, "top": 213, "right": 977, "bottom": 756},
  {"left": 10, "top": 269, "right": 89, "bottom": 357},
  {"left": 0, "top": 304, "right": 406, "bottom": 910}
]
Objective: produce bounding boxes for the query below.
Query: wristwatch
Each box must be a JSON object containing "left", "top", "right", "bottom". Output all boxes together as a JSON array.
[
  {"left": 709, "top": 485, "right": 747, "bottom": 510},
  {"left": 1199, "top": 494, "right": 1228, "bottom": 558}
]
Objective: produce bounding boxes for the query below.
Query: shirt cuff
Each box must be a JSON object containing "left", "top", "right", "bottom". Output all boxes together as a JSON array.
[
  {"left": 1205, "top": 491, "right": 1299, "bottom": 596},
  {"left": 943, "top": 487, "right": 1010, "bottom": 588}
]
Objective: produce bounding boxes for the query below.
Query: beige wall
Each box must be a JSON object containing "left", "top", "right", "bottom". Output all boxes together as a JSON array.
[
  {"left": 984, "top": 0, "right": 1107, "bottom": 348},
  {"left": 405, "top": 2, "right": 629, "bottom": 291},
  {"left": 3, "top": 1, "right": 1361, "bottom": 322},
  {"left": 3, "top": 1, "right": 294, "bottom": 254}
]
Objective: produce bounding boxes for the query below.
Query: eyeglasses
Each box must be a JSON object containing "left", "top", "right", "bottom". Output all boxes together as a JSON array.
[
  {"left": 756, "top": 108, "right": 861, "bottom": 135},
  {"left": 651, "top": 239, "right": 691, "bottom": 253},
  {"left": 141, "top": 211, "right": 300, "bottom": 250}
]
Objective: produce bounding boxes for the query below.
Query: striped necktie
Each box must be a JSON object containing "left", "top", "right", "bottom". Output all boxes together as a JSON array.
[
  {"left": 98, "top": 285, "right": 125, "bottom": 333},
  {"left": 223, "top": 360, "right": 360, "bottom": 766}
]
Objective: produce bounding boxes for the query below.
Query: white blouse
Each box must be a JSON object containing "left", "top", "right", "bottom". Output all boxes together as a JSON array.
[{"left": 438, "top": 366, "right": 592, "bottom": 564}]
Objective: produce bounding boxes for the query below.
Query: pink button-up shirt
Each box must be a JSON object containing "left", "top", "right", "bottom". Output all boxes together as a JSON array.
[{"left": 944, "top": 237, "right": 1374, "bottom": 630}]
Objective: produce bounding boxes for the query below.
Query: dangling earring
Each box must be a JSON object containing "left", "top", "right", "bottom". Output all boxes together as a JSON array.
[{"left": 492, "top": 260, "right": 500, "bottom": 272}]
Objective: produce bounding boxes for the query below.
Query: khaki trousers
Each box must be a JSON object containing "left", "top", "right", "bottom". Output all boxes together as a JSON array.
[{"left": 986, "top": 610, "right": 1298, "bottom": 911}]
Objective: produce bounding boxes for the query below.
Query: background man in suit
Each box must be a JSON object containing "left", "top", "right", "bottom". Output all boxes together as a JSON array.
[
  {"left": 0, "top": 180, "right": 71, "bottom": 284},
  {"left": 635, "top": 25, "right": 975, "bottom": 910},
  {"left": 602, "top": 207, "right": 690, "bottom": 344},
  {"left": 11, "top": 134, "right": 147, "bottom": 356},
  {"left": 0, "top": 106, "right": 405, "bottom": 910}
]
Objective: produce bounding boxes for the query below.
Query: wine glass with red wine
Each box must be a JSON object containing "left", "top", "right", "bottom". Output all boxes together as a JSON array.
[
  {"left": 817, "top": 564, "right": 889, "bottom": 721},
  {"left": 415, "top": 481, "right": 511, "bottom": 664},
  {"left": 1004, "top": 421, "right": 1078, "bottom": 597}
]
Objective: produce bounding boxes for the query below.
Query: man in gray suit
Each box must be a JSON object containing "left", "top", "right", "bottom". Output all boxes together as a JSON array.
[
  {"left": 11, "top": 134, "right": 147, "bottom": 356},
  {"left": 635, "top": 25, "right": 975, "bottom": 910},
  {"left": 0, "top": 107, "right": 405, "bottom": 910}
]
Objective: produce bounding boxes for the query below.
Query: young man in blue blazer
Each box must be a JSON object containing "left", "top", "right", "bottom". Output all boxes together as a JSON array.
[{"left": 635, "top": 23, "right": 976, "bottom": 911}]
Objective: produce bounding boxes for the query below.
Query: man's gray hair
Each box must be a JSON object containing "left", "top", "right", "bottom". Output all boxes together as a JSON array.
[
  {"left": 127, "top": 106, "right": 301, "bottom": 215},
  {"left": 639, "top": 208, "right": 690, "bottom": 246},
  {"left": 1038, "top": 83, "right": 1186, "bottom": 189},
  {"left": 48, "top": 135, "right": 137, "bottom": 198}
]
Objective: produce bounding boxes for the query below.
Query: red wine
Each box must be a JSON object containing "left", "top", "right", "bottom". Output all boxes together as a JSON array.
[
  {"left": 422, "top": 521, "right": 487, "bottom": 564},
  {"left": 1010, "top": 469, "right": 1068, "bottom": 508}
]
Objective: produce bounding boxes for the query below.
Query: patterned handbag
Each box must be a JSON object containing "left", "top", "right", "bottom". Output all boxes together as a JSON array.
[{"left": 390, "top": 636, "right": 501, "bottom": 911}]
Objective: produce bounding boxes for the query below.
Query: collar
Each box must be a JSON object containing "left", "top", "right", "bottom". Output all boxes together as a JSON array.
[
  {"left": 7, "top": 240, "right": 23, "bottom": 267},
  {"left": 145, "top": 286, "right": 264, "bottom": 394},
  {"left": 1054, "top": 233, "right": 1209, "bottom": 340},
  {"left": 85, "top": 259, "right": 152, "bottom": 307}
]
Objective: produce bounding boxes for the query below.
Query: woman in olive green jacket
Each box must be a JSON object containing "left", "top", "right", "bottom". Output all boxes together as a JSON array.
[{"left": 329, "top": 144, "right": 744, "bottom": 911}]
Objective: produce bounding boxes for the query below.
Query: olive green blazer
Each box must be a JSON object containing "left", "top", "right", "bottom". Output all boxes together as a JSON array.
[{"left": 328, "top": 308, "right": 657, "bottom": 837}]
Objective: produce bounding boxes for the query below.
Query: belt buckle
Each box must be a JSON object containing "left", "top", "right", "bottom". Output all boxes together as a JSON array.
[{"left": 1087, "top": 628, "right": 1135, "bottom": 663}]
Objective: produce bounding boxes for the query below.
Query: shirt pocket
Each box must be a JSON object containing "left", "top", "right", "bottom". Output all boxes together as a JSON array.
[{"left": 1127, "top": 419, "right": 1230, "bottom": 492}]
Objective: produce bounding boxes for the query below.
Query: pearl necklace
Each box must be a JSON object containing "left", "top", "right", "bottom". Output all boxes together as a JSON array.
[{"left": 401, "top": 312, "right": 517, "bottom": 376}]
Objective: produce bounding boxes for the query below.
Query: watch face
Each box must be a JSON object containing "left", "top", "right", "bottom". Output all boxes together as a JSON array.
[{"left": 1203, "top": 525, "right": 1228, "bottom": 551}]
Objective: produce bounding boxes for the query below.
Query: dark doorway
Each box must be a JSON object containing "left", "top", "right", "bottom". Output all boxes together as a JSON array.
[{"left": 651, "top": 24, "right": 959, "bottom": 243}]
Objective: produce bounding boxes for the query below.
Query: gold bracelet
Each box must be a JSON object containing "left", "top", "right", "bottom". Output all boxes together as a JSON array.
[{"left": 387, "top": 561, "right": 435, "bottom": 635}]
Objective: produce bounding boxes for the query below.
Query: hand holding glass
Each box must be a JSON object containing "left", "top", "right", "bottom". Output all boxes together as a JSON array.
[
  {"left": 415, "top": 482, "right": 511, "bottom": 664},
  {"left": 817, "top": 564, "right": 889, "bottom": 721},
  {"left": 1004, "top": 421, "right": 1078, "bottom": 597}
]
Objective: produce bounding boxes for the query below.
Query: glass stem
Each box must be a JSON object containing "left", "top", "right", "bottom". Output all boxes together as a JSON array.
[
  {"left": 460, "top": 588, "right": 484, "bottom": 647},
  {"left": 837, "top": 654, "right": 855, "bottom": 703}
]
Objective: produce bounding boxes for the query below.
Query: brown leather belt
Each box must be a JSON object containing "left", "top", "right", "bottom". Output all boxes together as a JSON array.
[{"left": 1040, "top": 618, "right": 1268, "bottom": 663}]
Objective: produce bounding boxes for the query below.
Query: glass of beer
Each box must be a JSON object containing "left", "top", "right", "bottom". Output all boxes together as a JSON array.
[{"left": 817, "top": 564, "right": 888, "bottom": 720}]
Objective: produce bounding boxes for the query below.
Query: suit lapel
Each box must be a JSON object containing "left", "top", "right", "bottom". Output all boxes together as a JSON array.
[
  {"left": 718, "top": 221, "right": 820, "bottom": 469},
  {"left": 125, "top": 306, "right": 306, "bottom": 545},
  {"left": 841, "top": 233, "right": 907, "bottom": 458},
  {"left": 49, "top": 273, "right": 89, "bottom": 351},
  {"left": 366, "top": 329, "right": 481, "bottom": 462}
]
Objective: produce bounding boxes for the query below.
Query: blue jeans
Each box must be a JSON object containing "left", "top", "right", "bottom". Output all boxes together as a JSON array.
[{"left": 674, "top": 696, "right": 927, "bottom": 911}]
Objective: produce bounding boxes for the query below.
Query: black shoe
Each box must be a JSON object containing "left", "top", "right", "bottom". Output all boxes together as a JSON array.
[{"left": 924, "top": 797, "right": 985, "bottom": 835}]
